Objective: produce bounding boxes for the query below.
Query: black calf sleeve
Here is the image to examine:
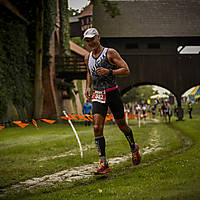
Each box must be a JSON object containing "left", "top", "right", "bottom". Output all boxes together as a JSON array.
[
  {"left": 123, "top": 129, "right": 135, "bottom": 149},
  {"left": 95, "top": 135, "right": 106, "bottom": 160}
]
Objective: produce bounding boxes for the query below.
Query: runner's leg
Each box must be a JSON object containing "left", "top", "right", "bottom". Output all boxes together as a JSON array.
[
  {"left": 115, "top": 118, "right": 136, "bottom": 150},
  {"left": 108, "top": 90, "right": 140, "bottom": 165},
  {"left": 93, "top": 113, "right": 106, "bottom": 161},
  {"left": 107, "top": 89, "right": 136, "bottom": 149}
]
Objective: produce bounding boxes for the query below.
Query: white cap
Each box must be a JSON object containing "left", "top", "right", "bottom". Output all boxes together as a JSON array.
[{"left": 83, "top": 28, "right": 99, "bottom": 39}]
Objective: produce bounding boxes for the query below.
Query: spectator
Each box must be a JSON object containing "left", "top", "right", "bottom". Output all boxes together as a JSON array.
[
  {"left": 188, "top": 101, "right": 192, "bottom": 119},
  {"left": 82, "top": 99, "right": 93, "bottom": 126}
]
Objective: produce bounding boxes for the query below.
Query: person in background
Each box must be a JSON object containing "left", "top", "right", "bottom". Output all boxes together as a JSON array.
[
  {"left": 161, "top": 101, "right": 168, "bottom": 122},
  {"left": 166, "top": 101, "right": 172, "bottom": 123},
  {"left": 82, "top": 99, "right": 93, "bottom": 126},
  {"left": 188, "top": 101, "right": 193, "bottom": 119},
  {"left": 141, "top": 103, "right": 147, "bottom": 120},
  {"left": 151, "top": 104, "right": 156, "bottom": 119}
]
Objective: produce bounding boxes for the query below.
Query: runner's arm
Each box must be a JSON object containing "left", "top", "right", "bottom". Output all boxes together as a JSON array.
[
  {"left": 96, "top": 48, "right": 130, "bottom": 76},
  {"left": 107, "top": 48, "right": 130, "bottom": 76},
  {"left": 84, "top": 54, "right": 92, "bottom": 99}
]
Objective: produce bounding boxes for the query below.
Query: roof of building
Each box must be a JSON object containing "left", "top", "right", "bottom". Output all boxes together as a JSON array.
[
  {"left": 69, "top": 41, "right": 88, "bottom": 57},
  {"left": 93, "top": 0, "right": 200, "bottom": 37},
  {"left": 78, "top": 3, "right": 93, "bottom": 18}
]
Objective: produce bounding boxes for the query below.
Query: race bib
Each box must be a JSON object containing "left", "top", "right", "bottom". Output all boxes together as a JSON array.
[{"left": 92, "top": 90, "right": 106, "bottom": 103}]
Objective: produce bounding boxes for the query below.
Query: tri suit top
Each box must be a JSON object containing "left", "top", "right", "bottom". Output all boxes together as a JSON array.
[
  {"left": 88, "top": 47, "right": 118, "bottom": 91},
  {"left": 88, "top": 47, "right": 125, "bottom": 119}
]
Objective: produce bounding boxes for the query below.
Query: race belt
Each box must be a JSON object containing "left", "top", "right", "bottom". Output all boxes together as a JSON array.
[{"left": 92, "top": 90, "right": 106, "bottom": 103}]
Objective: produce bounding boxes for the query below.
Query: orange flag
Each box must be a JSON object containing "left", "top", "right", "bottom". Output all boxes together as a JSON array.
[
  {"left": 12, "top": 121, "right": 29, "bottom": 128},
  {"left": 60, "top": 116, "right": 72, "bottom": 120},
  {"left": 0, "top": 126, "right": 5, "bottom": 131},
  {"left": 84, "top": 114, "right": 93, "bottom": 121},
  {"left": 32, "top": 119, "right": 39, "bottom": 129},
  {"left": 108, "top": 114, "right": 114, "bottom": 120},
  {"left": 128, "top": 114, "right": 138, "bottom": 120},
  {"left": 40, "top": 119, "right": 56, "bottom": 124},
  {"left": 74, "top": 114, "right": 89, "bottom": 121},
  {"left": 105, "top": 114, "right": 114, "bottom": 122},
  {"left": 67, "top": 113, "right": 78, "bottom": 120},
  {"left": 105, "top": 115, "right": 110, "bottom": 122}
]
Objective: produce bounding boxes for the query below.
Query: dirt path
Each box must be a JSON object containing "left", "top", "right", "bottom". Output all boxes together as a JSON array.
[
  {"left": 7, "top": 130, "right": 161, "bottom": 193},
  {"left": 0, "top": 123, "right": 192, "bottom": 196}
]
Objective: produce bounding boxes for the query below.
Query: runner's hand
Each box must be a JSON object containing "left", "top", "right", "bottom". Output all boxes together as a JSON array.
[
  {"left": 85, "top": 88, "right": 91, "bottom": 99},
  {"left": 96, "top": 67, "right": 109, "bottom": 76}
]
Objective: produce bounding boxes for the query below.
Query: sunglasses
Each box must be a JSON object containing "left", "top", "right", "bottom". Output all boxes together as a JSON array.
[{"left": 84, "top": 37, "right": 95, "bottom": 43}]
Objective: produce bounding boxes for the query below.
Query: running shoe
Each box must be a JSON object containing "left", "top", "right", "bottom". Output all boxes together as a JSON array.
[
  {"left": 131, "top": 143, "right": 141, "bottom": 165},
  {"left": 94, "top": 160, "right": 110, "bottom": 175}
]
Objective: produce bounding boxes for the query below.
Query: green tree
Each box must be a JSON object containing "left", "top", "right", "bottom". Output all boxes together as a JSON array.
[
  {"left": 122, "top": 85, "right": 154, "bottom": 104},
  {"left": 91, "top": 0, "right": 120, "bottom": 17},
  {"left": 68, "top": 8, "right": 81, "bottom": 16}
]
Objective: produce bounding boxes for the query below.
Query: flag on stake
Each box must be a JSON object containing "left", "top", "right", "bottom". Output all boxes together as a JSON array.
[
  {"left": 40, "top": 119, "right": 56, "bottom": 124},
  {"left": 13, "top": 121, "right": 30, "bottom": 128},
  {"left": 63, "top": 111, "right": 83, "bottom": 158},
  {"left": 32, "top": 119, "right": 39, "bottom": 129},
  {"left": 0, "top": 126, "right": 5, "bottom": 131}
]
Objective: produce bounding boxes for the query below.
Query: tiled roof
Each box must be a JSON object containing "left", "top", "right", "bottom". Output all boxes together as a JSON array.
[
  {"left": 93, "top": 0, "right": 200, "bottom": 37},
  {"left": 78, "top": 3, "right": 93, "bottom": 18}
]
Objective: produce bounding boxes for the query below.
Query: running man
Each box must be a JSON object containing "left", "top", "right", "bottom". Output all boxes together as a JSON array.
[{"left": 83, "top": 28, "right": 141, "bottom": 175}]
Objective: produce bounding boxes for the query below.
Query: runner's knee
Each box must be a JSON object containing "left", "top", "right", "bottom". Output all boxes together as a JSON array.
[
  {"left": 116, "top": 118, "right": 130, "bottom": 132},
  {"left": 93, "top": 124, "right": 104, "bottom": 135}
]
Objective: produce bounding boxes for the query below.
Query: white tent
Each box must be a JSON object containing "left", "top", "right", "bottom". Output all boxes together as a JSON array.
[{"left": 150, "top": 94, "right": 169, "bottom": 99}]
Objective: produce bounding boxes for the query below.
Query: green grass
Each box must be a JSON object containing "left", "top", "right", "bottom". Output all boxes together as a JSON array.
[{"left": 0, "top": 104, "right": 200, "bottom": 199}]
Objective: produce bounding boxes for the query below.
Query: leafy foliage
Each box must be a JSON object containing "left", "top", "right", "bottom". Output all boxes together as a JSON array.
[
  {"left": 43, "top": 0, "right": 57, "bottom": 67},
  {"left": 91, "top": 0, "right": 121, "bottom": 17},
  {"left": 68, "top": 8, "right": 81, "bottom": 16},
  {"left": 77, "top": 80, "right": 85, "bottom": 105},
  {"left": 60, "top": 0, "right": 70, "bottom": 56},
  {"left": 0, "top": 4, "right": 34, "bottom": 121},
  {"left": 122, "top": 85, "right": 154, "bottom": 104},
  {"left": 0, "top": 0, "right": 59, "bottom": 122}
]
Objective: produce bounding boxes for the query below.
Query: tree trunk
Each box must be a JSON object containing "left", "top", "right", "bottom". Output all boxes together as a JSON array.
[{"left": 34, "top": 0, "right": 44, "bottom": 119}]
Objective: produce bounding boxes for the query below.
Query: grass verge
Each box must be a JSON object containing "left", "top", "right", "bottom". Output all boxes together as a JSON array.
[{"left": 0, "top": 104, "right": 200, "bottom": 199}]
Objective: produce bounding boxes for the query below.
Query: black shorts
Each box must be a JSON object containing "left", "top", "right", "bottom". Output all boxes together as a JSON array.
[{"left": 92, "top": 88, "right": 124, "bottom": 119}]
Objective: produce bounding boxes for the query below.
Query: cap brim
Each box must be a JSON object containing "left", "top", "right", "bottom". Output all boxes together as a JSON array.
[{"left": 83, "top": 34, "right": 96, "bottom": 40}]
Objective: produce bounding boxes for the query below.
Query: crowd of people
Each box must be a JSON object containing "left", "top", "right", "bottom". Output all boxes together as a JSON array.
[
  {"left": 126, "top": 99, "right": 194, "bottom": 123},
  {"left": 124, "top": 99, "right": 173, "bottom": 123}
]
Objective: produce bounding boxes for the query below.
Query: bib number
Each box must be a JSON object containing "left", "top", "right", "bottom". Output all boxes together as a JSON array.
[{"left": 92, "top": 90, "right": 106, "bottom": 103}]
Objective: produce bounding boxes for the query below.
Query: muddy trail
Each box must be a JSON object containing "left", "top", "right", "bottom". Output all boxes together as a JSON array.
[{"left": 0, "top": 123, "right": 193, "bottom": 196}]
